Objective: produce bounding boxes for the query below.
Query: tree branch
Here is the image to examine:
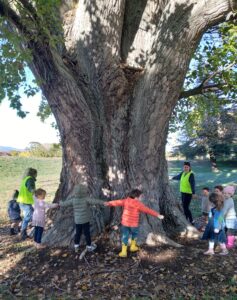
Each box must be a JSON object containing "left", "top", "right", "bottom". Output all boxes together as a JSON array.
[
  {"left": 16, "top": 0, "right": 39, "bottom": 22},
  {"left": 180, "top": 61, "right": 236, "bottom": 99},
  {"left": 0, "top": 0, "right": 29, "bottom": 34},
  {"left": 179, "top": 83, "right": 225, "bottom": 99}
]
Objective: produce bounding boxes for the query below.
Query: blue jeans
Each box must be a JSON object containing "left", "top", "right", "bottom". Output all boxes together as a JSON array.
[
  {"left": 34, "top": 226, "right": 44, "bottom": 243},
  {"left": 121, "top": 226, "right": 139, "bottom": 245},
  {"left": 19, "top": 204, "right": 33, "bottom": 231}
]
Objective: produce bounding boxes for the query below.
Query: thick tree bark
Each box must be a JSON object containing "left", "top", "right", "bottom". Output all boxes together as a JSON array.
[{"left": 1, "top": 0, "right": 236, "bottom": 246}]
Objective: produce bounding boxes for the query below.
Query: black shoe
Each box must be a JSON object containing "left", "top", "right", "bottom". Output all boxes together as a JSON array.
[{"left": 10, "top": 228, "right": 16, "bottom": 235}]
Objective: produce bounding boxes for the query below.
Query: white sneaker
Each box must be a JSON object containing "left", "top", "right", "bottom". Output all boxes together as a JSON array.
[
  {"left": 219, "top": 249, "right": 228, "bottom": 255},
  {"left": 86, "top": 243, "right": 97, "bottom": 252},
  {"left": 74, "top": 245, "right": 79, "bottom": 253}
]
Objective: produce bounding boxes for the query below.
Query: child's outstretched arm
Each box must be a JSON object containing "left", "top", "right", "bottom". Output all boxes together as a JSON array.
[
  {"left": 45, "top": 203, "right": 59, "bottom": 209},
  {"left": 138, "top": 202, "right": 164, "bottom": 219},
  {"left": 86, "top": 198, "right": 106, "bottom": 206},
  {"left": 59, "top": 198, "right": 74, "bottom": 208},
  {"left": 105, "top": 200, "right": 125, "bottom": 207}
]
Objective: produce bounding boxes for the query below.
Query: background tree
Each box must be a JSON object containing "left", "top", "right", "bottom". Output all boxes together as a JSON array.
[
  {"left": 173, "top": 101, "right": 237, "bottom": 170},
  {"left": 0, "top": 0, "right": 236, "bottom": 246},
  {"left": 170, "top": 21, "right": 237, "bottom": 169}
]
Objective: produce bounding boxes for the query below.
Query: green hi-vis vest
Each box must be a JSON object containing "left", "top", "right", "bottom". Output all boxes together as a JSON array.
[
  {"left": 180, "top": 171, "right": 193, "bottom": 194},
  {"left": 17, "top": 176, "right": 34, "bottom": 205}
]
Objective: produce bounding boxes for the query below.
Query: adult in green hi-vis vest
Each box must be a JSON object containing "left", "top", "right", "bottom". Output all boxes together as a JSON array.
[
  {"left": 172, "top": 162, "right": 196, "bottom": 224},
  {"left": 17, "top": 168, "right": 37, "bottom": 240}
]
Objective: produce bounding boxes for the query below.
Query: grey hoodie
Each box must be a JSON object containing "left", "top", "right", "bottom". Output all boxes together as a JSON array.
[{"left": 59, "top": 185, "right": 104, "bottom": 224}]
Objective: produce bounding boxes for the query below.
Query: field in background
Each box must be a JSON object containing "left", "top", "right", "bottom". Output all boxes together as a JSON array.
[
  {"left": 0, "top": 157, "right": 62, "bottom": 221},
  {"left": 0, "top": 157, "right": 236, "bottom": 220},
  {"left": 169, "top": 160, "right": 237, "bottom": 217}
]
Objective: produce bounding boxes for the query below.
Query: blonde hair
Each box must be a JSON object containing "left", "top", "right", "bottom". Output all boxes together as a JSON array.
[{"left": 35, "top": 188, "right": 46, "bottom": 198}]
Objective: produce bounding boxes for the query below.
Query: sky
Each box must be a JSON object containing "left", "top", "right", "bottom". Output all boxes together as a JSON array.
[{"left": 0, "top": 93, "right": 59, "bottom": 150}]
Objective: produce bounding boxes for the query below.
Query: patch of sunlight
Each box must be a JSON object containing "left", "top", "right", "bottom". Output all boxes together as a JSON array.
[
  {"left": 108, "top": 166, "right": 125, "bottom": 184},
  {"left": 0, "top": 249, "right": 25, "bottom": 277},
  {"left": 141, "top": 248, "right": 178, "bottom": 264}
]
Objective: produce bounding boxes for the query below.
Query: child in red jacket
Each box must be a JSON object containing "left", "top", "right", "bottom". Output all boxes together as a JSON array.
[{"left": 105, "top": 189, "right": 164, "bottom": 257}]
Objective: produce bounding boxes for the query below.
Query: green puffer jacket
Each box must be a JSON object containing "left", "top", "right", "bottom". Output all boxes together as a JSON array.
[{"left": 59, "top": 185, "right": 104, "bottom": 224}]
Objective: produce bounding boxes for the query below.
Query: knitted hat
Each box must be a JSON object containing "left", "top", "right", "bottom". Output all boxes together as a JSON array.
[{"left": 223, "top": 186, "right": 235, "bottom": 196}]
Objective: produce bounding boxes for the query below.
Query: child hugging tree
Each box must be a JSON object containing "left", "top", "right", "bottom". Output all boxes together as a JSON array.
[
  {"left": 59, "top": 185, "right": 105, "bottom": 253},
  {"left": 105, "top": 189, "right": 164, "bottom": 258}
]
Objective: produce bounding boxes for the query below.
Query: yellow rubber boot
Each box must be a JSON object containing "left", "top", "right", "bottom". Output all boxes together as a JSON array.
[
  {"left": 130, "top": 239, "right": 139, "bottom": 252},
  {"left": 119, "top": 243, "right": 127, "bottom": 257}
]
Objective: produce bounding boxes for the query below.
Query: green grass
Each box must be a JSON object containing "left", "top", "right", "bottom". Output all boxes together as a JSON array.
[
  {"left": 168, "top": 160, "right": 237, "bottom": 217},
  {"left": 0, "top": 156, "right": 61, "bottom": 220},
  {"left": 1, "top": 157, "right": 236, "bottom": 220}
]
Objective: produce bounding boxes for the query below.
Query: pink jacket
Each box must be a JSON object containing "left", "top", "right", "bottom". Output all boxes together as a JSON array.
[{"left": 32, "top": 197, "right": 58, "bottom": 228}]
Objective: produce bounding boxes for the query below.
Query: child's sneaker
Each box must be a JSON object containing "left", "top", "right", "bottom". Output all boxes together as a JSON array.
[
  {"left": 36, "top": 243, "right": 46, "bottom": 249},
  {"left": 204, "top": 249, "right": 214, "bottom": 255},
  {"left": 219, "top": 249, "right": 228, "bottom": 255},
  {"left": 87, "top": 243, "right": 97, "bottom": 252},
  {"left": 10, "top": 228, "right": 16, "bottom": 235},
  {"left": 74, "top": 245, "right": 79, "bottom": 253}
]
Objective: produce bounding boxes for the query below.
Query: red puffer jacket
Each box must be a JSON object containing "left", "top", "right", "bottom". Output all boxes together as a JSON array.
[{"left": 107, "top": 197, "right": 160, "bottom": 227}]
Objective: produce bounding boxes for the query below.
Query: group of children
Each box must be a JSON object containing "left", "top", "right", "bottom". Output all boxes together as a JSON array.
[
  {"left": 198, "top": 185, "right": 237, "bottom": 255},
  {"left": 8, "top": 188, "right": 58, "bottom": 249},
  {"left": 8, "top": 180, "right": 236, "bottom": 256},
  {"left": 8, "top": 185, "right": 164, "bottom": 256}
]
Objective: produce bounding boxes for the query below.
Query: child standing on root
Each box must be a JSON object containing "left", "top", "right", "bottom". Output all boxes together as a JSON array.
[
  {"left": 32, "top": 188, "right": 59, "bottom": 249},
  {"left": 7, "top": 190, "right": 22, "bottom": 235},
  {"left": 59, "top": 185, "right": 105, "bottom": 253},
  {"left": 222, "top": 186, "right": 237, "bottom": 249},
  {"left": 202, "top": 192, "right": 228, "bottom": 255},
  {"left": 105, "top": 189, "right": 164, "bottom": 258}
]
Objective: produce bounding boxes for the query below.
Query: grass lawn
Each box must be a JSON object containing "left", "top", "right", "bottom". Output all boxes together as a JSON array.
[
  {"left": 0, "top": 157, "right": 236, "bottom": 221},
  {"left": 0, "top": 156, "right": 62, "bottom": 221}
]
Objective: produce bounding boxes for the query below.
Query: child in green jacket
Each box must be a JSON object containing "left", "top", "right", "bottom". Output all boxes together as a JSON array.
[{"left": 59, "top": 185, "right": 105, "bottom": 252}]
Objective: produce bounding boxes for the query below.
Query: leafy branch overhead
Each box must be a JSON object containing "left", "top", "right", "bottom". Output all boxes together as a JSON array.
[
  {"left": 0, "top": 0, "right": 63, "bottom": 117},
  {"left": 0, "top": 1, "right": 236, "bottom": 124},
  {"left": 172, "top": 21, "right": 237, "bottom": 132}
]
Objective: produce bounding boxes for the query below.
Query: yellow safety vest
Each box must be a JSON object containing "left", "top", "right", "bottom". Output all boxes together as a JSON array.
[
  {"left": 180, "top": 171, "right": 193, "bottom": 194},
  {"left": 17, "top": 176, "right": 34, "bottom": 204}
]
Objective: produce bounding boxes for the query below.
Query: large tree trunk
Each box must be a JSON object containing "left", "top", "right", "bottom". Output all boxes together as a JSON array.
[{"left": 1, "top": 0, "right": 235, "bottom": 246}]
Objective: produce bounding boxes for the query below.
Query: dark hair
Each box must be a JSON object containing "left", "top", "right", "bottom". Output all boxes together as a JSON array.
[
  {"left": 202, "top": 187, "right": 209, "bottom": 191},
  {"left": 129, "top": 189, "right": 142, "bottom": 199},
  {"left": 214, "top": 185, "right": 224, "bottom": 192},
  {"left": 209, "top": 192, "right": 224, "bottom": 211},
  {"left": 35, "top": 188, "right": 46, "bottom": 198},
  {"left": 12, "top": 190, "right": 19, "bottom": 199},
  {"left": 184, "top": 161, "right": 191, "bottom": 167},
  {"left": 25, "top": 168, "right": 37, "bottom": 178}
]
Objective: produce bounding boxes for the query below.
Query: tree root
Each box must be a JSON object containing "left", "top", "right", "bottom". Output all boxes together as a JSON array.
[{"left": 145, "top": 232, "right": 182, "bottom": 248}]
